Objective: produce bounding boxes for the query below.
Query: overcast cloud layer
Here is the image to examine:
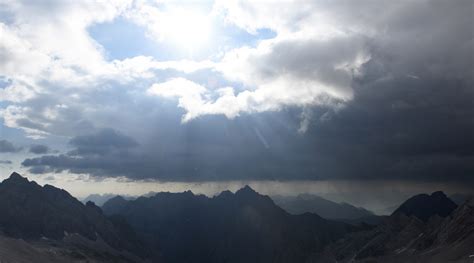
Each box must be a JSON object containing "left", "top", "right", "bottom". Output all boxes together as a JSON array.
[{"left": 0, "top": 0, "right": 473, "bottom": 185}]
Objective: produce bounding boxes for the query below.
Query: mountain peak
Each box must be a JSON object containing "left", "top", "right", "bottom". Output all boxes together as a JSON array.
[
  {"left": 9, "top": 171, "right": 27, "bottom": 180},
  {"left": 4, "top": 172, "right": 30, "bottom": 185},
  {"left": 102, "top": 195, "right": 129, "bottom": 215},
  {"left": 431, "top": 191, "right": 447, "bottom": 198},
  {"left": 10, "top": 171, "right": 21, "bottom": 177},
  {"left": 237, "top": 185, "right": 256, "bottom": 193},
  {"left": 220, "top": 190, "right": 233, "bottom": 195},
  {"left": 110, "top": 195, "right": 127, "bottom": 202},
  {"left": 392, "top": 191, "right": 457, "bottom": 222}
]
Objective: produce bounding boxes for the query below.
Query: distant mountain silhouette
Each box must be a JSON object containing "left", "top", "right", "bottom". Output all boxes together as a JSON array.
[
  {"left": 102, "top": 195, "right": 129, "bottom": 215},
  {"left": 272, "top": 194, "right": 375, "bottom": 220},
  {"left": 0, "top": 172, "right": 146, "bottom": 261},
  {"left": 103, "top": 185, "right": 356, "bottom": 263},
  {"left": 392, "top": 191, "right": 458, "bottom": 222},
  {"left": 82, "top": 193, "right": 136, "bottom": 206}
]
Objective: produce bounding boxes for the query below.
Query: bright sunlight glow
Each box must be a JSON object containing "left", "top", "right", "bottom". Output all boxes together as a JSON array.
[{"left": 162, "top": 8, "right": 212, "bottom": 50}]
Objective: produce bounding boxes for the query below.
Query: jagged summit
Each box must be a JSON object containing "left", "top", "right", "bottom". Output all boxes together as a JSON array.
[
  {"left": 9, "top": 171, "right": 22, "bottom": 178},
  {"left": 235, "top": 185, "right": 258, "bottom": 195},
  {"left": 3, "top": 173, "right": 72, "bottom": 201},
  {"left": 4, "top": 172, "right": 29, "bottom": 184}
]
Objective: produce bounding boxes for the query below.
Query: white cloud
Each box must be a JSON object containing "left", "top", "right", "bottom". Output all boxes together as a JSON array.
[
  {"left": 148, "top": 78, "right": 206, "bottom": 99},
  {"left": 147, "top": 78, "right": 211, "bottom": 122},
  {"left": 217, "top": 34, "right": 369, "bottom": 99},
  {"left": 1, "top": 1, "right": 129, "bottom": 74},
  {"left": 213, "top": 0, "right": 309, "bottom": 34},
  {"left": 0, "top": 1, "right": 214, "bottom": 84},
  {"left": 147, "top": 76, "right": 345, "bottom": 123},
  {"left": 111, "top": 56, "right": 215, "bottom": 80},
  {"left": 0, "top": 23, "right": 51, "bottom": 77},
  {"left": 0, "top": 81, "right": 36, "bottom": 103},
  {"left": 0, "top": 1, "right": 221, "bottom": 137}
]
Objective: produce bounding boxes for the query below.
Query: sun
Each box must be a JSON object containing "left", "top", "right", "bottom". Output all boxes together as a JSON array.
[{"left": 162, "top": 8, "right": 212, "bottom": 51}]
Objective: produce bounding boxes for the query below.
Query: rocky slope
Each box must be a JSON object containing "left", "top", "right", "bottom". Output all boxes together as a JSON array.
[
  {"left": 0, "top": 172, "right": 147, "bottom": 262},
  {"left": 316, "top": 192, "right": 473, "bottom": 263}
]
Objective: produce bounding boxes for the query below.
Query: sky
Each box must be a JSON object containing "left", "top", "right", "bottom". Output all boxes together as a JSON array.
[{"left": 0, "top": 0, "right": 473, "bottom": 211}]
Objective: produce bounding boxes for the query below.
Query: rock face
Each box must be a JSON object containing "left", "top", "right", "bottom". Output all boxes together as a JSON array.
[
  {"left": 0, "top": 172, "right": 145, "bottom": 261},
  {"left": 272, "top": 194, "right": 375, "bottom": 220},
  {"left": 392, "top": 191, "right": 458, "bottom": 222},
  {"left": 103, "top": 185, "right": 356, "bottom": 263},
  {"left": 317, "top": 193, "right": 474, "bottom": 263}
]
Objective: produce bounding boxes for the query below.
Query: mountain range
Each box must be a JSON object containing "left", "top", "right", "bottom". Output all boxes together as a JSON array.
[
  {"left": 271, "top": 194, "right": 375, "bottom": 220},
  {"left": 102, "top": 186, "right": 357, "bottom": 263},
  {"left": 83, "top": 193, "right": 137, "bottom": 207},
  {"left": 0, "top": 172, "right": 473, "bottom": 263}
]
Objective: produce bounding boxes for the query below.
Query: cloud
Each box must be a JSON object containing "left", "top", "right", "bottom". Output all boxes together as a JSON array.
[
  {"left": 2, "top": 0, "right": 474, "bottom": 186},
  {"left": 218, "top": 35, "right": 369, "bottom": 97},
  {"left": 148, "top": 76, "right": 346, "bottom": 123},
  {"left": 0, "top": 139, "right": 21, "bottom": 153},
  {"left": 148, "top": 78, "right": 207, "bottom": 100},
  {"left": 0, "top": 0, "right": 217, "bottom": 138},
  {"left": 186, "top": 0, "right": 472, "bottom": 123},
  {"left": 0, "top": 80, "right": 37, "bottom": 103},
  {"left": 68, "top": 128, "right": 139, "bottom": 155},
  {"left": 29, "top": 144, "right": 50, "bottom": 154},
  {"left": 22, "top": 128, "right": 145, "bottom": 177},
  {"left": 20, "top": 85, "right": 474, "bottom": 183},
  {"left": 152, "top": 0, "right": 474, "bottom": 123},
  {"left": 0, "top": 160, "right": 13, "bottom": 164},
  {"left": 147, "top": 78, "right": 247, "bottom": 122}
]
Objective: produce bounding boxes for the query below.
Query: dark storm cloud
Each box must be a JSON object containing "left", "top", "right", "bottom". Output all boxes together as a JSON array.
[
  {"left": 68, "top": 128, "right": 139, "bottom": 155},
  {"left": 29, "top": 144, "right": 50, "bottom": 154},
  {"left": 20, "top": 88, "right": 474, "bottom": 183},
  {"left": 22, "top": 128, "right": 153, "bottom": 178},
  {"left": 0, "top": 139, "right": 21, "bottom": 153},
  {"left": 297, "top": 63, "right": 474, "bottom": 182}
]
